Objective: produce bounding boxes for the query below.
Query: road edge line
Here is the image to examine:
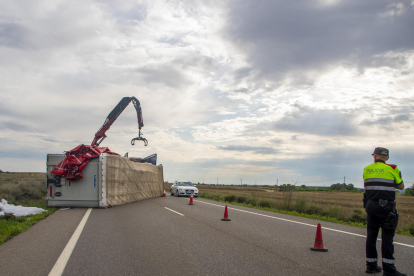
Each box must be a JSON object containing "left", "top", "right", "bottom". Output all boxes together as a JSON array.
[
  {"left": 195, "top": 200, "right": 414, "bottom": 248},
  {"left": 48, "top": 208, "right": 93, "bottom": 276}
]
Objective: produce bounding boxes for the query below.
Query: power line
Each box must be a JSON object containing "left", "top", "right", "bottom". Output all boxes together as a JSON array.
[{"left": 346, "top": 177, "right": 363, "bottom": 183}]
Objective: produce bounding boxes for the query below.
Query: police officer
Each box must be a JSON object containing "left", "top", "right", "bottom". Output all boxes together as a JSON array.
[{"left": 363, "top": 147, "right": 406, "bottom": 276}]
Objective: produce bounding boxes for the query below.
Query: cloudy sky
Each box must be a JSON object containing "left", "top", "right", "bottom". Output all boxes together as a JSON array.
[{"left": 1, "top": 0, "right": 414, "bottom": 188}]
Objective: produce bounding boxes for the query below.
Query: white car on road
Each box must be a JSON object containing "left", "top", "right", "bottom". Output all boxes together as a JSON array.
[{"left": 171, "top": 181, "right": 198, "bottom": 197}]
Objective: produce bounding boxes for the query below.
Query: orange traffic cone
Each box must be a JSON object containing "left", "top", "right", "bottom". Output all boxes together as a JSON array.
[
  {"left": 310, "top": 223, "right": 328, "bottom": 252},
  {"left": 188, "top": 191, "right": 194, "bottom": 205},
  {"left": 221, "top": 205, "right": 231, "bottom": 221},
  {"left": 163, "top": 188, "right": 166, "bottom": 197}
]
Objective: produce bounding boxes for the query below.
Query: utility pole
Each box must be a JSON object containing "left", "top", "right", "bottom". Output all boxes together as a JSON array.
[
  {"left": 241, "top": 178, "right": 242, "bottom": 186},
  {"left": 344, "top": 176, "right": 346, "bottom": 184},
  {"left": 217, "top": 178, "right": 218, "bottom": 185}
]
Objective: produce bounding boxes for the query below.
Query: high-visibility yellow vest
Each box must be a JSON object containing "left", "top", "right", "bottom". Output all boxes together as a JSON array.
[{"left": 363, "top": 160, "right": 402, "bottom": 201}]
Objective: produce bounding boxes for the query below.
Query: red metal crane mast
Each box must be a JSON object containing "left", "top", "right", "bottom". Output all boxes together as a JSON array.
[{"left": 91, "top": 96, "right": 148, "bottom": 147}]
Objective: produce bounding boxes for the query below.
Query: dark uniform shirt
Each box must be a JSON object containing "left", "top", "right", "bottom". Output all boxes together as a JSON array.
[{"left": 363, "top": 160, "right": 403, "bottom": 201}]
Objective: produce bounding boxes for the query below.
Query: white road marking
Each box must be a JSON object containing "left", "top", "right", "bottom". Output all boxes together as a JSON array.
[
  {"left": 49, "top": 208, "right": 92, "bottom": 276},
  {"left": 195, "top": 199, "right": 414, "bottom": 249},
  {"left": 394, "top": 241, "right": 414, "bottom": 248},
  {"left": 164, "top": 207, "right": 185, "bottom": 216}
]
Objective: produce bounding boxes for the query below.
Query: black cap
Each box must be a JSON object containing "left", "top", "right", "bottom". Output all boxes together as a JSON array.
[{"left": 372, "top": 147, "right": 389, "bottom": 156}]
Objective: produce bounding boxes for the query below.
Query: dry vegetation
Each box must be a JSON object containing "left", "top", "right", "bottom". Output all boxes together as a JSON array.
[
  {"left": 176, "top": 184, "right": 414, "bottom": 231},
  {"left": 0, "top": 172, "right": 46, "bottom": 203}
]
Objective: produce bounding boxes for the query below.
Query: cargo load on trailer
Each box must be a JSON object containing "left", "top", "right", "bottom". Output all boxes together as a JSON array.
[{"left": 47, "top": 154, "right": 163, "bottom": 208}]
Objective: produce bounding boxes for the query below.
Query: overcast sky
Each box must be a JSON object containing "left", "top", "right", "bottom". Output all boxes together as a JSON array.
[{"left": 1, "top": 0, "right": 413, "bottom": 188}]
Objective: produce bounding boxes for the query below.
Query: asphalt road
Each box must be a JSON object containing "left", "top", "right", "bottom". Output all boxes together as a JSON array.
[{"left": 1, "top": 195, "right": 413, "bottom": 276}]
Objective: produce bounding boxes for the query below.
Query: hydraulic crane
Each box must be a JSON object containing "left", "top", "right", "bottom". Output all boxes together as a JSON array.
[
  {"left": 50, "top": 96, "right": 149, "bottom": 181},
  {"left": 91, "top": 96, "right": 148, "bottom": 147}
]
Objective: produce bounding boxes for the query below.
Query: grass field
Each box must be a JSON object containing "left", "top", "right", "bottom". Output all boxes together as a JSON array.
[
  {"left": 0, "top": 172, "right": 46, "bottom": 204},
  {"left": 0, "top": 172, "right": 58, "bottom": 245},
  {"left": 165, "top": 184, "right": 414, "bottom": 236}
]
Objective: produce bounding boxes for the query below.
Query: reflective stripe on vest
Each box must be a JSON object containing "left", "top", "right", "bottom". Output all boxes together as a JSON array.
[
  {"left": 364, "top": 178, "right": 394, "bottom": 184},
  {"left": 365, "top": 186, "right": 395, "bottom": 191}
]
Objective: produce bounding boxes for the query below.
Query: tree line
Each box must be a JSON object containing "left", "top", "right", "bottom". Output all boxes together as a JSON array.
[
  {"left": 278, "top": 183, "right": 359, "bottom": 192},
  {"left": 405, "top": 184, "right": 414, "bottom": 196},
  {"left": 278, "top": 183, "right": 414, "bottom": 196}
]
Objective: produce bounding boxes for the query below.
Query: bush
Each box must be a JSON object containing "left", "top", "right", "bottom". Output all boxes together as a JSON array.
[
  {"left": 408, "top": 222, "right": 414, "bottom": 236},
  {"left": 279, "top": 184, "right": 296, "bottom": 191},
  {"left": 224, "top": 194, "right": 237, "bottom": 203},
  {"left": 327, "top": 206, "right": 344, "bottom": 220},
  {"left": 294, "top": 195, "right": 308, "bottom": 214},
  {"left": 20, "top": 183, "right": 44, "bottom": 200},
  {"left": 212, "top": 193, "right": 224, "bottom": 201},
  {"left": 258, "top": 198, "right": 272, "bottom": 208},
  {"left": 405, "top": 188, "right": 414, "bottom": 196},
  {"left": 281, "top": 191, "right": 294, "bottom": 210},
  {"left": 236, "top": 195, "right": 247, "bottom": 204},
  {"left": 199, "top": 192, "right": 214, "bottom": 200},
  {"left": 245, "top": 196, "right": 257, "bottom": 206},
  {"left": 349, "top": 209, "right": 367, "bottom": 224},
  {"left": 306, "top": 204, "right": 324, "bottom": 215}
]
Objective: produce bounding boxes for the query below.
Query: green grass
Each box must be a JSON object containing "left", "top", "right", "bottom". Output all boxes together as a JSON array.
[
  {"left": 199, "top": 191, "right": 414, "bottom": 237},
  {"left": 0, "top": 200, "right": 58, "bottom": 245}
]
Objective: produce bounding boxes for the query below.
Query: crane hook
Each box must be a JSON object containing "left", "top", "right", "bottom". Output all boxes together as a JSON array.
[
  {"left": 131, "top": 136, "right": 148, "bottom": 146},
  {"left": 131, "top": 130, "right": 148, "bottom": 146}
]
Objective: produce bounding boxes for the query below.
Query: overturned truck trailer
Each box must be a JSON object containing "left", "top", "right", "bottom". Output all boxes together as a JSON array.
[{"left": 46, "top": 154, "right": 164, "bottom": 208}]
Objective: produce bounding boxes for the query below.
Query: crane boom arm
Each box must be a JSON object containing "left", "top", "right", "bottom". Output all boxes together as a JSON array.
[{"left": 91, "top": 96, "right": 147, "bottom": 147}]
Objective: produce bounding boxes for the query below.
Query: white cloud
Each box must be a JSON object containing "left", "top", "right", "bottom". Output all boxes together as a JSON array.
[{"left": 1, "top": 0, "right": 414, "bottom": 187}]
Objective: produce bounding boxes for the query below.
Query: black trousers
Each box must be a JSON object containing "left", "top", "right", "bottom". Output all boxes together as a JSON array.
[{"left": 365, "top": 200, "right": 397, "bottom": 273}]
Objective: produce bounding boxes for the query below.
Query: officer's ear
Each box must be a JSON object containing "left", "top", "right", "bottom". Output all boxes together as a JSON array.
[{"left": 385, "top": 156, "right": 389, "bottom": 161}]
